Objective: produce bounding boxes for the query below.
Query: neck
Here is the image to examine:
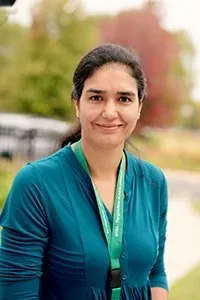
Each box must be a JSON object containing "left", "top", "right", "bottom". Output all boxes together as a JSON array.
[{"left": 80, "top": 138, "right": 124, "bottom": 180}]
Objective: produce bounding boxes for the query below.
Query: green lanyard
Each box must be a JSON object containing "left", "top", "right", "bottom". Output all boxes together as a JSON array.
[{"left": 74, "top": 140, "right": 125, "bottom": 300}]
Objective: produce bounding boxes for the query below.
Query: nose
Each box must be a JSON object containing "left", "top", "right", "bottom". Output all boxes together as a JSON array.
[{"left": 102, "top": 100, "right": 118, "bottom": 120}]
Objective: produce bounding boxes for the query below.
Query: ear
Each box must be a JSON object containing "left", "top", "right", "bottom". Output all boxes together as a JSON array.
[
  {"left": 138, "top": 102, "right": 143, "bottom": 113},
  {"left": 73, "top": 99, "right": 80, "bottom": 118},
  {"left": 137, "top": 103, "right": 143, "bottom": 119}
]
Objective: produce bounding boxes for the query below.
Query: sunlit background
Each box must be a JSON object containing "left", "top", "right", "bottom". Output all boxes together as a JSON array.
[{"left": 0, "top": 1, "right": 200, "bottom": 299}]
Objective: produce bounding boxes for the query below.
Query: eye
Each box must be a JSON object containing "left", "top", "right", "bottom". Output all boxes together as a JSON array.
[
  {"left": 89, "top": 95, "right": 102, "bottom": 102},
  {"left": 119, "top": 97, "right": 132, "bottom": 103}
]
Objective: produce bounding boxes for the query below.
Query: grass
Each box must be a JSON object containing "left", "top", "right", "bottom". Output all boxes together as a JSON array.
[
  {"left": 169, "top": 263, "right": 200, "bottom": 300},
  {"left": 192, "top": 201, "right": 200, "bottom": 215},
  {"left": 0, "top": 158, "right": 23, "bottom": 211},
  {"left": 169, "top": 197, "right": 200, "bottom": 300},
  {"left": 0, "top": 172, "right": 13, "bottom": 210}
]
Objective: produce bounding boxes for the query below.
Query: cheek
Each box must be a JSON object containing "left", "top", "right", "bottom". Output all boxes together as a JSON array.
[
  {"left": 79, "top": 108, "right": 97, "bottom": 124},
  {"left": 79, "top": 103, "right": 100, "bottom": 123},
  {"left": 123, "top": 110, "right": 139, "bottom": 125}
]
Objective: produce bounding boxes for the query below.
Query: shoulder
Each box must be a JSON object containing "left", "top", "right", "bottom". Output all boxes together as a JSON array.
[
  {"left": 126, "top": 150, "right": 167, "bottom": 188},
  {"left": 1, "top": 164, "right": 43, "bottom": 226},
  {"left": 10, "top": 163, "right": 39, "bottom": 193},
  {"left": 29, "top": 146, "right": 67, "bottom": 173},
  {"left": 20, "top": 145, "right": 73, "bottom": 180},
  {"left": 8, "top": 146, "right": 70, "bottom": 196},
  {"left": 126, "top": 151, "right": 168, "bottom": 215}
]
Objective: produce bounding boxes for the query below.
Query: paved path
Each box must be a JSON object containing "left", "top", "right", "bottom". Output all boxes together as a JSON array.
[
  {"left": 165, "top": 197, "right": 200, "bottom": 285},
  {"left": 164, "top": 169, "right": 200, "bottom": 200}
]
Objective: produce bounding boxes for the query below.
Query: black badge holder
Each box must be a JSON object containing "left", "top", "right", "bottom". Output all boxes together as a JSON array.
[{"left": 110, "top": 268, "right": 121, "bottom": 289}]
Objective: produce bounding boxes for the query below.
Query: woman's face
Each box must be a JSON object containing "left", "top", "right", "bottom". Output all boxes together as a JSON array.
[{"left": 74, "top": 63, "right": 142, "bottom": 149}]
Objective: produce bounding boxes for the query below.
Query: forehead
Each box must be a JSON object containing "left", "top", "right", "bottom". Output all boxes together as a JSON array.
[{"left": 83, "top": 63, "right": 138, "bottom": 91}]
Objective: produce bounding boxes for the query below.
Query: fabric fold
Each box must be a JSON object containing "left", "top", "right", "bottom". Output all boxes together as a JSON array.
[{"left": 89, "top": 282, "right": 151, "bottom": 300}]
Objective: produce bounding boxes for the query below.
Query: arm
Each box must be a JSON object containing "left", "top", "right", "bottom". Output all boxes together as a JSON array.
[
  {"left": 0, "top": 164, "right": 48, "bottom": 299},
  {"left": 151, "top": 287, "right": 168, "bottom": 300},
  {"left": 149, "top": 173, "right": 169, "bottom": 300}
]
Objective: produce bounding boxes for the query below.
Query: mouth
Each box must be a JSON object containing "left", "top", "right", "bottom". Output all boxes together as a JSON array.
[{"left": 95, "top": 124, "right": 123, "bottom": 130}]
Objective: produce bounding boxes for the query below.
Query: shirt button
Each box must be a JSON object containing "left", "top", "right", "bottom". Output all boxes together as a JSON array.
[
  {"left": 122, "top": 275, "right": 127, "bottom": 280},
  {"left": 121, "top": 253, "right": 125, "bottom": 259}
]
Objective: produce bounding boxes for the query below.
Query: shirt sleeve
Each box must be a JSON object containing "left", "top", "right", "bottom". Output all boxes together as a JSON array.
[
  {"left": 149, "top": 172, "right": 168, "bottom": 291},
  {"left": 0, "top": 163, "right": 48, "bottom": 299}
]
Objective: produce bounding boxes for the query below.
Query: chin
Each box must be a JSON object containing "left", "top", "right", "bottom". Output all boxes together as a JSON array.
[{"left": 92, "top": 135, "right": 125, "bottom": 149}]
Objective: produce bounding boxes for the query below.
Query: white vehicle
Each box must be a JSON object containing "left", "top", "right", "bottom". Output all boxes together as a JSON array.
[{"left": 0, "top": 113, "right": 69, "bottom": 160}]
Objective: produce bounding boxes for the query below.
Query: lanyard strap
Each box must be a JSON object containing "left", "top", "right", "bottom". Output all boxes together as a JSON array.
[{"left": 74, "top": 140, "right": 125, "bottom": 299}]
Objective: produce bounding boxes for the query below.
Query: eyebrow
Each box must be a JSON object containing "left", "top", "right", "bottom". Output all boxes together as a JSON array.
[
  {"left": 86, "top": 88, "right": 136, "bottom": 97},
  {"left": 86, "top": 88, "right": 106, "bottom": 94},
  {"left": 117, "top": 91, "right": 136, "bottom": 97}
]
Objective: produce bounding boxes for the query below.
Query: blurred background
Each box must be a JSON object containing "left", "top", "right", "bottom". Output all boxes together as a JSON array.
[{"left": 0, "top": 1, "right": 200, "bottom": 299}]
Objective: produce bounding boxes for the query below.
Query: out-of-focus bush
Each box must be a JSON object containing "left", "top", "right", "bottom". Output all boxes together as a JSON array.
[
  {"left": 0, "top": 159, "right": 22, "bottom": 210},
  {"left": 128, "top": 129, "right": 200, "bottom": 172}
]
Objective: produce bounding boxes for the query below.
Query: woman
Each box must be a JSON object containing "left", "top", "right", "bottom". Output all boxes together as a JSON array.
[{"left": 0, "top": 44, "right": 168, "bottom": 300}]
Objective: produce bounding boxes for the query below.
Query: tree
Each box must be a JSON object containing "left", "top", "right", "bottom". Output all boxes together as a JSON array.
[
  {"left": 0, "top": 0, "right": 98, "bottom": 120},
  {"left": 179, "top": 102, "right": 200, "bottom": 129},
  {"left": 99, "top": 2, "right": 195, "bottom": 128},
  {"left": 0, "top": 19, "right": 27, "bottom": 112}
]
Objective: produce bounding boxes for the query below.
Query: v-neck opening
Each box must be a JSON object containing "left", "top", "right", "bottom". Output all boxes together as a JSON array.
[
  {"left": 103, "top": 202, "right": 113, "bottom": 222},
  {"left": 62, "top": 144, "right": 133, "bottom": 199}
]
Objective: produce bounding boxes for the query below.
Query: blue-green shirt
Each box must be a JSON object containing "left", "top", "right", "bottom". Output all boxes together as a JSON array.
[{"left": 0, "top": 145, "right": 168, "bottom": 299}]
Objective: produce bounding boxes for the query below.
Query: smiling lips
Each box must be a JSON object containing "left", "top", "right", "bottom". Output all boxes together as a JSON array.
[{"left": 95, "top": 123, "right": 123, "bottom": 131}]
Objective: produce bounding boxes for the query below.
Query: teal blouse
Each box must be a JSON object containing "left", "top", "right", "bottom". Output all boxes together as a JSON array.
[{"left": 0, "top": 145, "right": 168, "bottom": 299}]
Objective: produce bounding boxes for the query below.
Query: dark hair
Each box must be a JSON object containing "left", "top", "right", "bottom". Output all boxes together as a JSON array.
[{"left": 61, "top": 43, "right": 147, "bottom": 147}]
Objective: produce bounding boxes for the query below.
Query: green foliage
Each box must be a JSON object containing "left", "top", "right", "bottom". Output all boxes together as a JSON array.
[
  {"left": 0, "top": 0, "right": 98, "bottom": 120},
  {"left": 0, "top": 21, "right": 28, "bottom": 112},
  {"left": 169, "top": 31, "right": 199, "bottom": 128},
  {"left": 192, "top": 201, "right": 200, "bottom": 215},
  {"left": 180, "top": 102, "right": 200, "bottom": 129},
  {"left": 172, "top": 30, "right": 195, "bottom": 96},
  {"left": 170, "top": 263, "right": 200, "bottom": 300}
]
